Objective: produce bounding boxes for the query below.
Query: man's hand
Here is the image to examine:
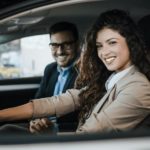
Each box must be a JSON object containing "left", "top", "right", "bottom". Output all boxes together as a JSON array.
[{"left": 29, "top": 118, "right": 53, "bottom": 133}]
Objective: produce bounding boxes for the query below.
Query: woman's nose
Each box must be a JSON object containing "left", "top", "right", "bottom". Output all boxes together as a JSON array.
[{"left": 101, "top": 48, "right": 110, "bottom": 56}]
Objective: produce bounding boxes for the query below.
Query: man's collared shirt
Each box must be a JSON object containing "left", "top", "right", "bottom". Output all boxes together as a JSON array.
[
  {"left": 50, "top": 64, "right": 73, "bottom": 125},
  {"left": 53, "top": 64, "right": 73, "bottom": 96}
]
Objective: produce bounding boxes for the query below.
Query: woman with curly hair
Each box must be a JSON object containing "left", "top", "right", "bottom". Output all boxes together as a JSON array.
[{"left": 0, "top": 9, "right": 150, "bottom": 134}]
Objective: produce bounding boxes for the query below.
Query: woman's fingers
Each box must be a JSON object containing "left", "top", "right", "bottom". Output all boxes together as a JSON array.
[
  {"left": 29, "top": 118, "right": 49, "bottom": 133},
  {"left": 40, "top": 118, "right": 49, "bottom": 128},
  {"left": 29, "top": 121, "right": 39, "bottom": 133}
]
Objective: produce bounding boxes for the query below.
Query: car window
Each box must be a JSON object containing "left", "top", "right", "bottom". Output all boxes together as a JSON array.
[{"left": 0, "top": 34, "right": 55, "bottom": 79}]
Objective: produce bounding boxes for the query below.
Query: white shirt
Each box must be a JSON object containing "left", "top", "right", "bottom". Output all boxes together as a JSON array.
[{"left": 105, "top": 65, "right": 134, "bottom": 91}]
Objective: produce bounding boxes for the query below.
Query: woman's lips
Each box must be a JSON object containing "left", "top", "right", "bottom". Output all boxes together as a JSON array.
[{"left": 105, "top": 56, "right": 116, "bottom": 64}]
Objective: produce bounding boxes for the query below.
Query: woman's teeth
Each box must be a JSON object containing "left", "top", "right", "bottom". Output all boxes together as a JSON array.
[{"left": 105, "top": 57, "right": 116, "bottom": 64}]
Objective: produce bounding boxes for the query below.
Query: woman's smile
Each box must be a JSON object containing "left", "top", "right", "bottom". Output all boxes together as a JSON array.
[
  {"left": 104, "top": 56, "right": 116, "bottom": 64},
  {"left": 96, "top": 28, "right": 132, "bottom": 72}
]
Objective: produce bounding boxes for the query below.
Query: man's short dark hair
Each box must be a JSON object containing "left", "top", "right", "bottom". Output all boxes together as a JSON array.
[{"left": 49, "top": 21, "right": 79, "bottom": 41}]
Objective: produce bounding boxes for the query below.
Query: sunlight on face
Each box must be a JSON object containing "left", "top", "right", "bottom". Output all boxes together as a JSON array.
[{"left": 96, "top": 28, "right": 132, "bottom": 72}]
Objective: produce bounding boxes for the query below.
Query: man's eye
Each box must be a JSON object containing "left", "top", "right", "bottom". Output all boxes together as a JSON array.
[
  {"left": 64, "top": 43, "right": 70, "bottom": 47},
  {"left": 51, "top": 43, "right": 58, "bottom": 46}
]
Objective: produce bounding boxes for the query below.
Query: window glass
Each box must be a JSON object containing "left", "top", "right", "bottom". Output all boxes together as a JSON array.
[{"left": 0, "top": 34, "right": 55, "bottom": 79}]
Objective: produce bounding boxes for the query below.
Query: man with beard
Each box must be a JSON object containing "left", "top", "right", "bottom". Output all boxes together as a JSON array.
[{"left": 29, "top": 22, "right": 80, "bottom": 133}]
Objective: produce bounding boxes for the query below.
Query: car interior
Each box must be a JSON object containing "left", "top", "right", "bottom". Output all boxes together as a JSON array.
[{"left": 0, "top": 0, "right": 150, "bottom": 146}]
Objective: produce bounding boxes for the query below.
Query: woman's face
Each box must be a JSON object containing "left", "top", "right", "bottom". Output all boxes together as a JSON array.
[{"left": 96, "top": 28, "right": 132, "bottom": 72}]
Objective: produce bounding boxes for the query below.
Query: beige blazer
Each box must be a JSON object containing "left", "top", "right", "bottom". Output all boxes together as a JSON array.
[{"left": 32, "top": 67, "right": 150, "bottom": 134}]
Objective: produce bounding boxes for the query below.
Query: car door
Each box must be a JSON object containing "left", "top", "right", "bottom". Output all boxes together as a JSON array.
[{"left": 0, "top": 34, "right": 55, "bottom": 125}]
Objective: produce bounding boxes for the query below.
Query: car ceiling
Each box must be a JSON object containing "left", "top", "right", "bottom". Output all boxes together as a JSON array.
[
  {"left": 0, "top": 0, "right": 28, "bottom": 9},
  {"left": 0, "top": 0, "right": 150, "bottom": 44}
]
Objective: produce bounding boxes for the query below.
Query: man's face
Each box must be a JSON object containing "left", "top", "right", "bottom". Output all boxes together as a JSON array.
[{"left": 50, "top": 31, "right": 78, "bottom": 67}]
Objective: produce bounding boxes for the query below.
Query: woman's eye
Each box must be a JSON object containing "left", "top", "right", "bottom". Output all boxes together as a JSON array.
[
  {"left": 109, "top": 41, "right": 117, "bottom": 45},
  {"left": 96, "top": 45, "right": 102, "bottom": 50}
]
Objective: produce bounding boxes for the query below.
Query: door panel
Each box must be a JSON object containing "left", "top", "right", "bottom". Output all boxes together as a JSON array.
[
  {"left": 0, "top": 77, "right": 41, "bottom": 125},
  {"left": 0, "top": 77, "right": 41, "bottom": 109}
]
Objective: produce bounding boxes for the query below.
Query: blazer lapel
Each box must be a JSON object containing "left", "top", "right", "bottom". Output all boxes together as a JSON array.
[
  {"left": 116, "top": 66, "right": 137, "bottom": 89},
  {"left": 93, "top": 66, "right": 137, "bottom": 114},
  {"left": 93, "top": 86, "right": 116, "bottom": 113},
  {"left": 46, "top": 70, "right": 59, "bottom": 96}
]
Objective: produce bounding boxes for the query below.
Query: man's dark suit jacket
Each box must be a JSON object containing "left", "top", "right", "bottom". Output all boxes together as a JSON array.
[{"left": 35, "top": 62, "right": 79, "bottom": 131}]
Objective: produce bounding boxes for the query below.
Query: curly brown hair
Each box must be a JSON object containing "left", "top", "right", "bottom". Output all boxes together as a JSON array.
[{"left": 75, "top": 9, "right": 150, "bottom": 125}]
